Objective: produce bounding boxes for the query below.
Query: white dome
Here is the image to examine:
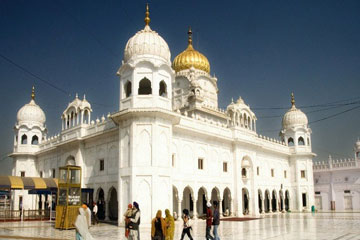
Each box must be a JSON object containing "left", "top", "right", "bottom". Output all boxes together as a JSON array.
[
  {"left": 355, "top": 139, "right": 360, "bottom": 149},
  {"left": 124, "top": 25, "right": 171, "bottom": 63},
  {"left": 282, "top": 105, "right": 308, "bottom": 129},
  {"left": 17, "top": 99, "right": 46, "bottom": 126}
]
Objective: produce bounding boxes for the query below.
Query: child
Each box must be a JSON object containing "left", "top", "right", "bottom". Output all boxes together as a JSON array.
[{"left": 124, "top": 203, "right": 133, "bottom": 238}]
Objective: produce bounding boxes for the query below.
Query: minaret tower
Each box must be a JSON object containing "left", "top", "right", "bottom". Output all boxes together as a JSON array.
[
  {"left": 13, "top": 86, "right": 47, "bottom": 156},
  {"left": 112, "top": 5, "right": 176, "bottom": 224},
  {"left": 11, "top": 86, "right": 47, "bottom": 211},
  {"left": 280, "top": 93, "right": 315, "bottom": 211}
]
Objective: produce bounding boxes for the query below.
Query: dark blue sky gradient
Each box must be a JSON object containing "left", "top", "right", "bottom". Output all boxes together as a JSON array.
[{"left": 1, "top": 0, "right": 360, "bottom": 173}]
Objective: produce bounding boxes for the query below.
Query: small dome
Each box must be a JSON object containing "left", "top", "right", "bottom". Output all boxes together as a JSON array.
[
  {"left": 173, "top": 27, "right": 210, "bottom": 73},
  {"left": 17, "top": 87, "right": 46, "bottom": 126},
  {"left": 123, "top": 5, "right": 170, "bottom": 63},
  {"left": 282, "top": 93, "right": 308, "bottom": 129},
  {"left": 355, "top": 139, "right": 360, "bottom": 149},
  {"left": 68, "top": 94, "right": 82, "bottom": 111}
]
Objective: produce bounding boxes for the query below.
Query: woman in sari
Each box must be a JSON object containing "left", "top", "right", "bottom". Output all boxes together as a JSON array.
[
  {"left": 75, "top": 207, "right": 94, "bottom": 240},
  {"left": 165, "top": 209, "right": 175, "bottom": 240}
]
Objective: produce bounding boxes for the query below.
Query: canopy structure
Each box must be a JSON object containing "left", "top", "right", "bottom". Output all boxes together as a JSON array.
[{"left": 0, "top": 176, "right": 58, "bottom": 191}]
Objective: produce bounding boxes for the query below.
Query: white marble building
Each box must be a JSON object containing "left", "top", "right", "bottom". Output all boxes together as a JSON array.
[
  {"left": 10, "top": 6, "right": 315, "bottom": 224},
  {"left": 313, "top": 140, "right": 360, "bottom": 211}
]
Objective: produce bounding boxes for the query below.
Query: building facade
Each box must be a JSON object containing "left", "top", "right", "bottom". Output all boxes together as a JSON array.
[
  {"left": 10, "top": 6, "right": 315, "bottom": 224},
  {"left": 313, "top": 140, "right": 360, "bottom": 211}
]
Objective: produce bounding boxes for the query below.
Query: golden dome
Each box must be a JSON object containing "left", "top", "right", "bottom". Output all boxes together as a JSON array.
[{"left": 173, "top": 27, "right": 210, "bottom": 73}]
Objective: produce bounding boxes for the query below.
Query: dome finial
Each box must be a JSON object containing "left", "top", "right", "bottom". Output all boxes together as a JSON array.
[
  {"left": 291, "top": 92, "right": 295, "bottom": 107},
  {"left": 188, "top": 26, "right": 193, "bottom": 47},
  {"left": 31, "top": 86, "right": 35, "bottom": 100},
  {"left": 144, "top": 3, "right": 150, "bottom": 26}
]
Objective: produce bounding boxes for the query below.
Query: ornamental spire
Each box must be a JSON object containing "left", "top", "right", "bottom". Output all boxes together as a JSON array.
[
  {"left": 31, "top": 86, "right": 35, "bottom": 100},
  {"left": 291, "top": 92, "right": 295, "bottom": 107},
  {"left": 144, "top": 3, "right": 150, "bottom": 26},
  {"left": 188, "top": 26, "right": 193, "bottom": 47}
]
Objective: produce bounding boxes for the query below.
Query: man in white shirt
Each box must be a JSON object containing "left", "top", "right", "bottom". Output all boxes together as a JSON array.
[{"left": 92, "top": 202, "right": 98, "bottom": 225}]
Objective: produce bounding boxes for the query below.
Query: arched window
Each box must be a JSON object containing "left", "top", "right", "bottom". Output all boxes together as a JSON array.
[
  {"left": 138, "top": 78, "right": 152, "bottom": 95},
  {"left": 248, "top": 117, "right": 251, "bottom": 129},
  {"left": 298, "top": 137, "right": 305, "bottom": 146},
  {"left": 125, "top": 81, "right": 132, "bottom": 98},
  {"left": 159, "top": 81, "right": 167, "bottom": 97},
  {"left": 70, "top": 112, "right": 74, "bottom": 127},
  {"left": 31, "top": 135, "right": 39, "bottom": 145},
  {"left": 288, "top": 137, "right": 294, "bottom": 146},
  {"left": 242, "top": 168, "right": 247, "bottom": 178},
  {"left": 84, "top": 110, "right": 89, "bottom": 124},
  {"left": 21, "top": 134, "right": 27, "bottom": 144}
]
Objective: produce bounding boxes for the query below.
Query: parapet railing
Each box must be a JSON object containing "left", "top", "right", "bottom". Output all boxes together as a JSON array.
[{"left": 0, "top": 209, "right": 56, "bottom": 221}]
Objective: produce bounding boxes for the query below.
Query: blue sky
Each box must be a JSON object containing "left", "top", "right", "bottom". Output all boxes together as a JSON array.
[{"left": 0, "top": 0, "right": 360, "bottom": 174}]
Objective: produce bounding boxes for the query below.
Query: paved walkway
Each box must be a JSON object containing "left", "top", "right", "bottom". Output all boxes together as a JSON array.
[{"left": 1, "top": 212, "right": 360, "bottom": 239}]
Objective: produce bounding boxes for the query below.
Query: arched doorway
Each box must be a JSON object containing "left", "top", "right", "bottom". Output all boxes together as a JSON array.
[
  {"left": 285, "top": 190, "right": 290, "bottom": 211},
  {"left": 173, "top": 186, "right": 179, "bottom": 218},
  {"left": 264, "top": 190, "right": 270, "bottom": 213},
  {"left": 182, "top": 186, "right": 194, "bottom": 217},
  {"left": 223, "top": 188, "right": 231, "bottom": 216},
  {"left": 242, "top": 188, "right": 249, "bottom": 215},
  {"left": 258, "top": 189, "right": 263, "bottom": 214},
  {"left": 197, "top": 187, "right": 207, "bottom": 217},
  {"left": 210, "top": 188, "right": 220, "bottom": 206},
  {"left": 279, "top": 190, "right": 284, "bottom": 212},
  {"left": 108, "top": 187, "right": 118, "bottom": 221},
  {"left": 272, "top": 190, "right": 277, "bottom": 212},
  {"left": 97, "top": 188, "right": 105, "bottom": 220},
  {"left": 138, "top": 78, "right": 152, "bottom": 95}
]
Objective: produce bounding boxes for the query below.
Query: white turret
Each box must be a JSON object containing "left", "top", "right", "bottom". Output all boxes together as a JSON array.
[
  {"left": 227, "top": 97, "right": 257, "bottom": 131},
  {"left": 117, "top": 4, "right": 173, "bottom": 111},
  {"left": 62, "top": 94, "right": 92, "bottom": 130},
  {"left": 14, "top": 86, "right": 47, "bottom": 153},
  {"left": 280, "top": 93, "right": 312, "bottom": 149}
]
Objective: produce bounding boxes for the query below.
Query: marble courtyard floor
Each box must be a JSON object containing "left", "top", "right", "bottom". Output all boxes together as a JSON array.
[{"left": 1, "top": 212, "right": 360, "bottom": 240}]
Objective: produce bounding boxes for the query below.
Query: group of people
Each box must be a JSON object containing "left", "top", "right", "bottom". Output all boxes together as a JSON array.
[
  {"left": 205, "top": 201, "right": 220, "bottom": 240},
  {"left": 124, "top": 202, "right": 141, "bottom": 240},
  {"left": 75, "top": 200, "right": 221, "bottom": 240}
]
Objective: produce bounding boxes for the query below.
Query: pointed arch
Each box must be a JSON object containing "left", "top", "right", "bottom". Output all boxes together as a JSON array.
[
  {"left": 159, "top": 80, "right": 167, "bottom": 97},
  {"left": 288, "top": 137, "right": 294, "bottom": 146},
  {"left": 197, "top": 186, "right": 208, "bottom": 216},
  {"left": 124, "top": 81, "right": 132, "bottom": 98},
  {"left": 298, "top": 136, "right": 305, "bottom": 145},
  {"left": 137, "top": 129, "right": 151, "bottom": 166},
  {"left": 108, "top": 187, "right": 118, "bottom": 221},
  {"left": 21, "top": 134, "right": 27, "bottom": 144},
  {"left": 242, "top": 188, "right": 250, "bottom": 215},
  {"left": 31, "top": 135, "right": 39, "bottom": 145},
  {"left": 138, "top": 77, "right": 152, "bottom": 95},
  {"left": 223, "top": 187, "right": 232, "bottom": 216}
]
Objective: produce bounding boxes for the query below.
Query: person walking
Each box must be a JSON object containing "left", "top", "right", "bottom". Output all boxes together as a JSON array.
[
  {"left": 82, "top": 204, "right": 91, "bottom": 228},
  {"left": 164, "top": 209, "right": 175, "bottom": 240},
  {"left": 151, "top": 210, "right": 167, "bottom": 240},
  {"left": 180, "top": 209, "right": 193, "bottom": 240},
  {"left": 129, "top": 201, "right": 141, "bottom": 240},
  {"left": 212, "top": 201, "right": 220, "bottom": 240},
  {"left": 124, "top": 203, "right": 133, "bottom": 238},
  {"left": 92, "top": 202, "right": 98, "bottom": 225},
  {"left": 75, "top": 207, "right": 94, "bottom": 240},
  {"left": 206, "top": 202, "right": 214, "bottom": 240}
]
